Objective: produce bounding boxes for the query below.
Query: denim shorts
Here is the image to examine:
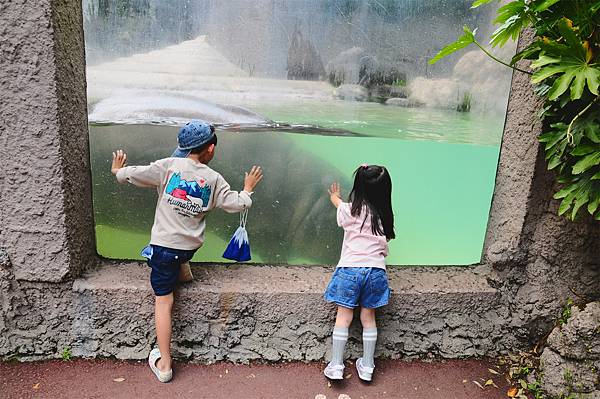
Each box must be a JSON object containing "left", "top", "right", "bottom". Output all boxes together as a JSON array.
[
  {"left": 324, "top": 267, "right": 391, "bottom": 309},
  {"left": 144, "top": 245, "right": 196, "bottom": 296}
]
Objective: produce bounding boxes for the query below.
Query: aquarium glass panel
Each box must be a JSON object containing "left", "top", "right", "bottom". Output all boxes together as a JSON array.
[{"left": 85, "top": 0, "right": 515, "bottom": 265}]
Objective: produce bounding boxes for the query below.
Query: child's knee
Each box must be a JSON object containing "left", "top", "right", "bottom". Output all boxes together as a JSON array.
[
  {"left": 360, "top": 308, "right": 376, "bottom": 325},
  {"left": 336, "top": 306, "right": 354, "bottom": 325},
  {"left": 155, "top": 293, "right": 174, "bottom": 307}
]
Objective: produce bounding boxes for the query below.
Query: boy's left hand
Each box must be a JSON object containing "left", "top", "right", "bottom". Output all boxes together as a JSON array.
[{"left": 111, "top": 150, "right": 127, "bottom": 175}]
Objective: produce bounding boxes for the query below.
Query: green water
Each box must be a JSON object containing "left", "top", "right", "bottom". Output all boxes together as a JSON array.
[
  {"left": 90, "top": 103, "right": 501, "bottom": 265},
  {"left": 252, "top": 101, "right": 503, "bottom": 146}
]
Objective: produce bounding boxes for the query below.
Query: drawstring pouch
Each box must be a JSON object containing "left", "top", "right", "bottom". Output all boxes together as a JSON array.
[
  {"left": 141, "top": 245, "right": 153, "bottom": 261},
  {"left": 222, "top": 209, "right": 251, "bottom": 262}
]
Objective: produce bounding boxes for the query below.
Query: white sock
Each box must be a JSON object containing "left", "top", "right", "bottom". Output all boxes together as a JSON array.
[
  {"left": 331, "top": 326, "right": 349, "bottom": 366},
  {"left": 362, "top": 327, "right": 377, "bottom": 368}
]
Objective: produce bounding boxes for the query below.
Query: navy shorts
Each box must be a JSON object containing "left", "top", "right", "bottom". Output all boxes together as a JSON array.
[
  {"left": 324, "top": 267, "right": 390, "bottom": 309},
  {"left": 144, "top": 245, "right": 196, "bottom": 296}
]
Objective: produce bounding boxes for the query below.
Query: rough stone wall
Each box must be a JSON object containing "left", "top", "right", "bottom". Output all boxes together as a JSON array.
[
  {"left": 0, "top": 249, "right": 74, "bottom": 360},
  {"left": 540, "top": 302, "right": 600, "bottom": 398},
  {"left": 0, "top": 0, "right": 94, "bottom": 282},
  {"left": 483, "top": 29, "right": 600, "bottom": 347},
  {"left": 66, "top": 263, "right": 504, "bottom": 363},
  {"left": 51, "top": 0, "right": 97, "bottom": 278}
]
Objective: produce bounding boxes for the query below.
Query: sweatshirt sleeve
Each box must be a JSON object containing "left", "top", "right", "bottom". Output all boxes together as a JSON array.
[
  {"left": 115, "top": 160, "right": 168, "bottom": 188},
  {"left": 213, "top": 174, "right": 252, "bottom": 213}
]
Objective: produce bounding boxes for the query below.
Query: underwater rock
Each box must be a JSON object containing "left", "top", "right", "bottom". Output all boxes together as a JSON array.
[
  {"left": 326, "top": 47, "right": 367, "bottom": 86},
  {"left": 408, "top": 77, "right": 463, "bottom": 110},
  {"left": 385, "top": 98, "right": 411, "bottom": 107},
  {"left": 407, "top": 44, "right": 515, "bottom": 114},
  {"left": 334, "top": 84, "right": 368, "bottom": 102},
  {"left": 287, "top": 29, "right": 326, "bottom": 81},
  {"left": 89, "top": 91, "right": 268, "bottom": 124}
]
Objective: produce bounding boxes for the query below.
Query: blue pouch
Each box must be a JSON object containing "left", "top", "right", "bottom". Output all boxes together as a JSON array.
[
  {"left": 222, "top": 209, "right": 251, "bottom": 262},
  {"left": 141, "top": 245, "right": 153, "bottom": 260}
]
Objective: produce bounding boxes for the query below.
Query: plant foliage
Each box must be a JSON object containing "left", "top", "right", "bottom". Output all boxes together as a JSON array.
[{"left": 431, "top": 0, "right": 600, "bottom": 221}]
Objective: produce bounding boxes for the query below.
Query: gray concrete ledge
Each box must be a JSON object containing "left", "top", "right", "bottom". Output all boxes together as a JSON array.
[{"left": 69, "top": 262, "right": 503, "bottom": 363}]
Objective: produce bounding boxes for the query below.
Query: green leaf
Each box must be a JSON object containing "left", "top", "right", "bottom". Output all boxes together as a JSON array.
[
  {"left": 532, "top": 66, "right": 568, "bottom": 84},
  {"left": 554, "top": 184, "right": 578, "bottom": 199},
  {"left": 572, "top": 189, "right": 590, "bottom": 220},
  {"left": 558, "top": 182, "right": 584, "bottom": 215},
  {"left": 494, "top": 1, "right": 526, "bottom": 24},
  {"left": 532, "top": 0, "right": 560, "bottom": 12},
  {"left": 584, "top": 67, "right": 600, "bottom": 95},
  {"left": 571, "top": 143, "right": 598, "bottom": 156},
  {"left": 471, "top": 0, "right": 496, "bottom": 8},
  {"left": 491, "top": 15, "right": 526, "bottom": 47},
  {"left": 548, "top": 70, "right": 577, "bottom": 100},
  {"left": 587, "top": 193, "right": 600, "bottom": 214},
  {"left": 429, "top": 26, "right": 476, "bottom": 64},
  {"left": 571, "top": 114, "right": 600, "bottom": 144},
  {"left": 592, "top": 171, "right": 600, "bottom": 179},
  {"left": 548, "top": 153, "right": 562, "bottom": 169},
  {"left": 572, "top": 152, "right": 600, "bottom": 174},
  {"left": 490, "top": 1, "right": 529, "bottom": 47},
  {"left": 557, "top": 19, "right": 586, "bottom": 60},
  {"left": 511, "top": 42, "right": 542, "bottom": 65},
  {"left": 531, "top": 55, "right": 561, "bottom": 69},
  {"left": 559, "top": 195, "right": 575, "bottom": 215}
]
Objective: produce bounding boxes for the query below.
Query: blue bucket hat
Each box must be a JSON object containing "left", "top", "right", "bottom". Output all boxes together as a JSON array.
[{"left": 172, "top": 120, "right": 216, "bottom": 158}]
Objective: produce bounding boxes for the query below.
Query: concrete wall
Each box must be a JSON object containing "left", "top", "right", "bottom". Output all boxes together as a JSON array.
[
  {"left": 0, "top": 3, "right": 598, "bottom": 362},
  {"left": 0, "top": 0, "right": 95, "bottom": 283}
]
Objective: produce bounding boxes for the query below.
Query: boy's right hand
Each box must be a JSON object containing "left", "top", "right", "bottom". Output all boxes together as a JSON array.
[
  {"left": 243, "top": 166, "right": 263, "bottom": 192},
  {"left": 111, "top": 150, "right": 127, "bottom": 175}
]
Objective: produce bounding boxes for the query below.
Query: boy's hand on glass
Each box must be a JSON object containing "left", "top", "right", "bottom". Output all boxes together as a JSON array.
[
  {"left": 111, "top": 150, "right": 127, "bottom": 175},
  {"left": 328, "top": 182, "right": 342, "bottom": 207},
  {"left": 244, "top": 165, "right": 263, "bottom": 192}
]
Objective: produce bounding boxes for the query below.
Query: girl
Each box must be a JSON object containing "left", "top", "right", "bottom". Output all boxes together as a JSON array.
[{"left": 323, "top": 164, "right": 395, "bottom": 382}]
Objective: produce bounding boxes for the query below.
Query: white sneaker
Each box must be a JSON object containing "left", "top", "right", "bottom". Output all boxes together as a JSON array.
[
  {"left": 323, "top": 362, "right": 345, "bottom": 380},
  {"left": 148, "top": 348, "right": 173, "bottom": 383},
  {"left": 355, "top": 357, "right": 374, "bottom": 381}
]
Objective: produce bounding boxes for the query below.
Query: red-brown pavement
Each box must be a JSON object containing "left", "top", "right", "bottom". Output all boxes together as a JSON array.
[{"left": 0, "top": 358, "right": 513, "bottom": 399}]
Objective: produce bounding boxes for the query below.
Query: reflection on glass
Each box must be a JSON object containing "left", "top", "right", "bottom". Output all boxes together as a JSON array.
[{"left": 85, "top": 0, "right": 515, "bottom": 265}]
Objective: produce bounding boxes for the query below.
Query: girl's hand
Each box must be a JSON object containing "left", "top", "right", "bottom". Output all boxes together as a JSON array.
[
  {"left": 244, "top": 165, "right": 263, "bottom": 192},
  {"left": 111, "top": 150, "right": 127, "bottom": 175},
  {"left": 328, "top": 182, "right": 341, "bottom": 198},
  {"left": 328, "top": 182, "right": 342, "bottom": 208}
]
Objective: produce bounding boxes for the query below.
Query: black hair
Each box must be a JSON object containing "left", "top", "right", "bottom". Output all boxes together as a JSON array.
[
  {"left": 190, "top": 125, "right": 217, "bottom": 154},
  {"left": 349, "top": 164, "right": 395, "bottom": 240}
]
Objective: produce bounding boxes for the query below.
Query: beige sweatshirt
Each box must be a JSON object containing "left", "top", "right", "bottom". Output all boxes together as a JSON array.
[{"left": 116, "top": 157, "right": 252, "bottom": 250}]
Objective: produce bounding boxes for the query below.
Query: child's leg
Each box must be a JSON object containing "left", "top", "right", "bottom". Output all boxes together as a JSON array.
[
  {"left": 331, "top": 306, "right": 353, "bottom": 366},
  {"left": 359, "top": 307, "right": 377, "bottom": 368},
  {"left": 155, "top": 293, "right": 174, "bottom": 372}
]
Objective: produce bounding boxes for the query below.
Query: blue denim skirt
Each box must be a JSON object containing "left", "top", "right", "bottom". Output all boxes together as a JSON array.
[{"left": 324, "top": 267, "right": 390, "bottom": 309}]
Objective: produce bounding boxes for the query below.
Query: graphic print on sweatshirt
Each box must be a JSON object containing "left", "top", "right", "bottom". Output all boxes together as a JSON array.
[{"left": 165, "top": 172, "right": 212, "bottom": 217}]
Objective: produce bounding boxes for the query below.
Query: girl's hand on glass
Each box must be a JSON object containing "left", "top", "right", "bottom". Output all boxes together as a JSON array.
[
  {"left": 244, "top": 165, "right": 263, "bottom": 192},
  {"left": 111, "top": 150, "right": 127, "bottom": 175},
  {"left": 328, "top": 182, "right": 342, "bottom": 207},
  {"left": 328, "top": 182, "right": 341, "bottom": 198}
]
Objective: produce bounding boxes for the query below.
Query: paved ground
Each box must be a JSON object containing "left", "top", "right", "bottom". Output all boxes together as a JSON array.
[{"left": 0, "top": 359, "right": 512, "bottom": 399}]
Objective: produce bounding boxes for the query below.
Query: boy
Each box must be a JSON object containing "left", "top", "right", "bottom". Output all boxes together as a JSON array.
[{"left": 110, "top": 120, "right": 263, "bottom": 382}]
